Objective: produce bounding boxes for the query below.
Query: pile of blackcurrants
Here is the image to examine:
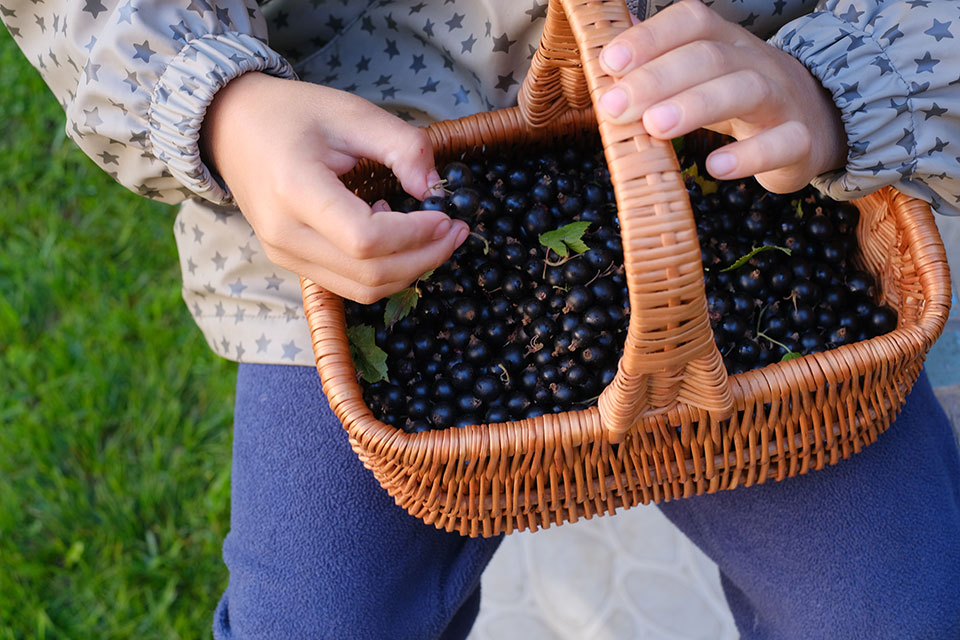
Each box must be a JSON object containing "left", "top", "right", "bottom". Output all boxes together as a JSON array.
[{"left": 344, "top": 141, "right": 898, "bottom": 433}]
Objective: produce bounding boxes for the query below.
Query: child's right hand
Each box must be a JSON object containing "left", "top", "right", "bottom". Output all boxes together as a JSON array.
[
  {"left": 597, "top": 0, "right": 847, "bottom": 194},
  {"left": 200, "top": 72, "right": 469, "bottom": 304}
]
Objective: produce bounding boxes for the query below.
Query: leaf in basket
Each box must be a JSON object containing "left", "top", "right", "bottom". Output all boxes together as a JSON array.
[
  {"left": 792, "top": 198, "right": 804, "bottom": 219},
  {"left": 696, "top": 174, "right": 719, "bottom": 196},
  {"left": 780, "top": 351, "right": 802, "bottom": 362},
  {"left": 346, "top": 324, "right": 389, "bottom": 383},
  {"left": 681, "top": 162, "right": 718, "bottom": 195},
  {"left": 384, "top": 287, "right": 419, "bottom": 328},
  {"left": 720, "top": 245, "right": 791, "bottom": 272},
  {"left": 382, "top": 268, "right": 435, "bottom": 328},
  {"left": 539, "top": 221, "right": 591, "bottom": 259}
]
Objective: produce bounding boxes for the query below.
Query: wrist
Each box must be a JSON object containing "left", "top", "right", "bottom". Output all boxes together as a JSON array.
[
  {"left": 200, "top": 71, "right": 278, "bottom": 180},
  {"left": 808, "top": 80, "right": 848, "bottom": 179},
  {"left": 780, "top": 45, "right": 848, "bottom": 181}
]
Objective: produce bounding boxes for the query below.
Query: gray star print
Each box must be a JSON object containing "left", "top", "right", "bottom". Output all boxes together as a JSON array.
[
  {"left": 4, "top": 0, "right": 959, "bottom": 370},
  {"left": 282, "top": 340, "right": 302, "bottom": 361},
  {"left": 132, "top": 40, "right": 155, "bottom": 63},
  {"left": 82, "top": 0, "right": 106, "bottom": 19}
]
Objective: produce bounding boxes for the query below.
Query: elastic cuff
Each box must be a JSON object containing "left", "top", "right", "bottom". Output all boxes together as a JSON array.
[
  {"left": 771, "top": 12, "right": 917, "bottom": 201},
  {"left": 148, "top": 32, "right": 296, "bottom": 204}
]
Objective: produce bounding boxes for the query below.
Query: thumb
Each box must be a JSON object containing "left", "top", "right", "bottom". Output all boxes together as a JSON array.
[
  {"left": 338, "top": 98, "right": 444, "bottom": 200},
  {"left": 378, "top": 125, "right": 444, "bottom": 200}
]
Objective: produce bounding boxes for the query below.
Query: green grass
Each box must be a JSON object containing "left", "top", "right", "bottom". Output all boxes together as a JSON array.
[{"left": 0, "top": 26, "right": 237, "bottom": 639}]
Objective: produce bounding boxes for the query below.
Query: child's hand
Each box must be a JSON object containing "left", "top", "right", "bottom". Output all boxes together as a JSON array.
[
  {"left": 200, "top": 72, "right": 469, "bottom": 304},
  {"left": 598, "top": 0, "right": 847, "bottom": 194}
]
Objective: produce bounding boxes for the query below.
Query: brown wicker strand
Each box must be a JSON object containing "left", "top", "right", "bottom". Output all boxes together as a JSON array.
[{"left": 300, "top": 0, "right": 951, "bottom": 537}]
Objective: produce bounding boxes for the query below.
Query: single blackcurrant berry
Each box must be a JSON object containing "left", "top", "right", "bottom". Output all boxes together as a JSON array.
[
  {"left": 421, "top": 195, "right": 447, "bottom": 211},
  {"left": 450, "top": 362, "right": 476, "bottom": 391},
  {"left": 869, "top": 306, "right": 898, "bottom": 336},
  {"left": 442, "top": 161, "right": 473, "bottom": 189}
]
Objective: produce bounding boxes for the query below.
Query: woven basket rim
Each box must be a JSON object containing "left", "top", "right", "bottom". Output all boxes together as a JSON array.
[
  {"left": 301, "top": 107, "right": 951, "bottom": 466},
  {"left": 299, "top": 0, "right": 951, "bottom": 536}
]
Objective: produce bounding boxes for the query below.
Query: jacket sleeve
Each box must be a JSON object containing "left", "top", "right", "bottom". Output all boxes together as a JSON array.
[
  {"left": 770, "top": 0, "right": 960, "bottom": 216},
  {"left": 1, "top": 1, "right": 295, "bottom": 205}
]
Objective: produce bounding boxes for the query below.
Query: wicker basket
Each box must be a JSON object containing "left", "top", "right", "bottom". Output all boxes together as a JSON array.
[{"left": 301, "top": 0, "right": 951, "bottom": 537}]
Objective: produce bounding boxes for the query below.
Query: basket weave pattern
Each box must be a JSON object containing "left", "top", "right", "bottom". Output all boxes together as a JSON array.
[{"left": 301, "top": 0, "right": 951, "bottom": 537}]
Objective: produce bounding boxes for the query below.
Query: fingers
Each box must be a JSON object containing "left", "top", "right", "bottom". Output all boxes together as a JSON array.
[
  {"left": 263, "top": 215, "right": 468, "bottom": 303},
  {"left": 705, "top": 121, "right": 813, "bottom": 191},
  {"left": 599, "top": 41, "right": 761, "bottom": 124},
  {"left": 333, "top": 93, "right": 443, "bottom": 199},
  {"left": 302, "top": 167, "right": 464, "bottom": 260},
  {"left": 642, "top": 69, "right": 775, "bottom": 138},
  {"left": 290, "top": 262, "right": 415, "bottom": 304},
  {"left": 599, "top": 0, "right": 740, "bottom": 77}
]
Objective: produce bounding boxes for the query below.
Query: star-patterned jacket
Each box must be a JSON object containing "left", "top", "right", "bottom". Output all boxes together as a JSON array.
[{"left": 2, "top": 0, "right": 959, "bottom": 365}]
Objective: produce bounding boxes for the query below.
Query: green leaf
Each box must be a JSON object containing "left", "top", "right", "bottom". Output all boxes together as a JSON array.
[
  {"left": 383, "top": 287, "right": 419, "bottom": 328},
  {"left": 346, "top": 324, "right": 389, "bottom": 383},
  {"left": 780, "top": 351, "right": 802, "bottom": 362},
  {"left": 680, "top": 162, "right": 718, "bottom": 195},
  {"left": 539, "top": 221, "right": 591, "bottom": 259},
  {"left": 382, "top": 268, "right": 434, "bottom": 328},
  {"left": 792, "top": 199, "right": 804, "bottom": 219},
  {"left": 720, "top": 244, "right": 792, "bottom": 272},
  {"left": 696, "top": 174, "right": 719, "bottom": 196}
]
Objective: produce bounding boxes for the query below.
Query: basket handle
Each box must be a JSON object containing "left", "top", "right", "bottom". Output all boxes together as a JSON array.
[{"left": 519, "top": 0, "right": 734, "bottom": 442}]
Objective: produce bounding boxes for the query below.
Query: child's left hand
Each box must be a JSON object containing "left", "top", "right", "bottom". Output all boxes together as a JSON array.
[{"left": 598, "top": 0, "right": 847, "bottom": 194}]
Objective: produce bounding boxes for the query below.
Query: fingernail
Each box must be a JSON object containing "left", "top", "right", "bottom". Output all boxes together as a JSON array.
[
  {"left": 707, "top": 152, "right": 737, "bottom": 177},
  {"left": 602, "top": 44, "right": 632, "bottom": 72},
  {"left": 426, "top": 169, "right": 444, "bottom": 196},
  {"left": 432, "top": 219, "right": 452, "bottom": 240},
  {"left": 646, "top": 104, "right": 680, "bottom": 133},
  {"left": 372, "top": 199, "right": 390, "bottom": 212},
  {"left": 599, "top": 87, "right": 628, "bottom": 117},
  {"left": 452, "top": 222, "right": 469, "bottom": 247}
]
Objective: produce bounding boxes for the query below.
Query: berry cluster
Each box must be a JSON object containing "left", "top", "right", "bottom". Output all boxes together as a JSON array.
[
  {"left": 345, "top": 142, "right": 898, "bottom": 432},
  {"left": 683, "top": 154, "right": 898, "bottom": 374},
  {"left": 345, "top": 147, "right": 629, "bottom": 432}
]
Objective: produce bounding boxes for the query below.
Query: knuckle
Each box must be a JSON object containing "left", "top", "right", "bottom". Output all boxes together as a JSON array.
[
  {"left": 270, "top": 170, "right": 302, "bottom": 205},
  {"left": 258, "top": 240, "right": 296, "bottom": 273},
  {"left": 390, "top": 127, "right": 432, "bottom": 165},
  {"left": 254, "top": 217, "right": 287, "bottom": 251},
  {"left": 628, "top": 65, "right": 662, "bottom": 95},
  {"left": 754, "top": 135, "right": 778, "bottom": 167},
  {"left": 679, "top": 0, "right": 714, "bottom": 32},
  {"left": 342, "top": 227, "right": 380, "bottom": 260},
  {"left": 691, "top": 40, "right": 726, "bottom": 71},
  {"left": 353, "top": 288, "right": 384, "bottom": 305},
  {"left": 684, "top": 87, "right": 712, "bottom": 121},
  {"left": 408, "top": 126, "right": 431, "bottom": 151},
  {"left": 787, "top": 121, "right": 813, "bottom": 154},
  {"left": 622, "top": 24, "right": 657, "bottom": 59},
  {"left": 357, "top": 262, "right": 391, "bottom": 288},
  {"left": 739, "top": 70, "right": 771, "bottom": 104}
]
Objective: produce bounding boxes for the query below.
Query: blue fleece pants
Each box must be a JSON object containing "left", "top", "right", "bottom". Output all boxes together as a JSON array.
[{"left": 214, "top": 364, "right": 960, "bottom": 640}]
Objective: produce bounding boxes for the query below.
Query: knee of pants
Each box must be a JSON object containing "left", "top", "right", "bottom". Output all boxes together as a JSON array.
[{"left": 214, "top": 528, "right": 502, "bottom": 640}]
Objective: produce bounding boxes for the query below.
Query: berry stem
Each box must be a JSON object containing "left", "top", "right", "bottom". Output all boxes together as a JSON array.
[
  {"left": 757, "top": 330, "right": 791, "bottom": 354},
  {"left": 468, "top": 231, "right": 490, "bottom": 255}
]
